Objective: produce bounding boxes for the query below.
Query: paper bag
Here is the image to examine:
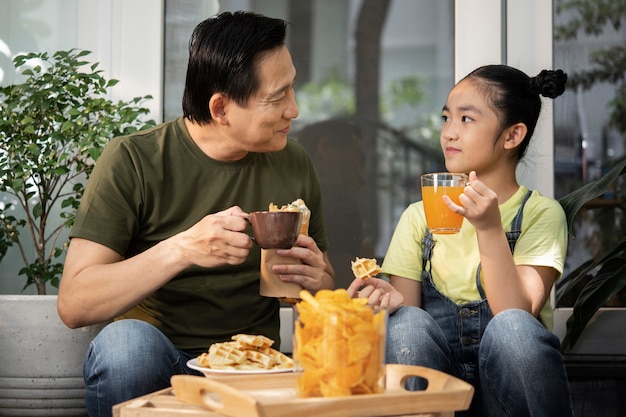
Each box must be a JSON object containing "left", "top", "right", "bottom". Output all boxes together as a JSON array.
[{"left": 260, "top": 249, "right": 303, "bottom": 300}]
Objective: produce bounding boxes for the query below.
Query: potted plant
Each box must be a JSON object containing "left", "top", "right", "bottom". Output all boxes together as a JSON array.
[
  {"left": 0, "top": 49, "right": 154, "bottom": 416},
  {"left": 553, "top": 0, "right": 626, "bottom": 354},
  {"left": 556, "top": 157, "right": 626, "bottom": 352}
]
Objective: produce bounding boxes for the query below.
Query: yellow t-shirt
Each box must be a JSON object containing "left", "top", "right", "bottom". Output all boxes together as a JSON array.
[{"left": 381, "top": 186, "right": 568, "bottom": 329}]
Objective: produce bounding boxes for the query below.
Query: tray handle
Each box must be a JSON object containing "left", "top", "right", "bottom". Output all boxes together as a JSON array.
[
  {"left": 171, "top": 375, "right": 263, "bottom": 417},
  {"left": 385, "top": 364, "right": 463, "bottom": 393}
]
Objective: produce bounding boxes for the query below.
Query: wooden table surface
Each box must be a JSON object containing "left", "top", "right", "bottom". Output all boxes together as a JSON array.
[
  {"left": 113, "top": 365, "right": 475, "bottom": 417},
  {"left": 113, "top": 387, "right": 451, "bottom": 417}
]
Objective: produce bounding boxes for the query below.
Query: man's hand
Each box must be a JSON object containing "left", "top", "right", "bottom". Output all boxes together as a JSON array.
[
  {"left": 269, "top": 234, "right": 335, "bottom": 293},
  {"left": 175, "top": 206, "right": 254, "bottom": 269}
]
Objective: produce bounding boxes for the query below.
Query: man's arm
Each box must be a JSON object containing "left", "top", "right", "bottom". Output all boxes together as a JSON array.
[{"left": 58, "top": 206, "right": 253, "bottom": 328}]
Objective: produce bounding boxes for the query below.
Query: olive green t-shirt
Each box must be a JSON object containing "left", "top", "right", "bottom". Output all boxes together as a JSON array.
[{"left": 70, "top": 117, "right": 328, "bottom": 354}]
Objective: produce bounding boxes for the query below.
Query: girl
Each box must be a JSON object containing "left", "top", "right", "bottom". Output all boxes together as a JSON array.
[{"left": 349, "top": 65, "right": 572, "bottom": 417}]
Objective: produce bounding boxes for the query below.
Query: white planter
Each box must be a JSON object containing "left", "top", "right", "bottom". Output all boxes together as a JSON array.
[{"left": 0, "top": 295, "right": 105, "bottom": 416}]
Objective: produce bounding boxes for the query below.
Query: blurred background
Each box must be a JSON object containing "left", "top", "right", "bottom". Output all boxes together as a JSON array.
[{"left": 1, "top": 0, "right": 624, "bottom": 316}]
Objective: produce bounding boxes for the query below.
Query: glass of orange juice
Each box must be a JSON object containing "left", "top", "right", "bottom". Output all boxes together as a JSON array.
[{"left": 421, "top": 172, "right": 468, "bottom": 234}]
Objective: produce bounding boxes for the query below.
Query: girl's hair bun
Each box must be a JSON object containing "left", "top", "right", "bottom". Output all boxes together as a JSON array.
[{"left": 529, "top": 69, "right": 568, "bottom": 98}]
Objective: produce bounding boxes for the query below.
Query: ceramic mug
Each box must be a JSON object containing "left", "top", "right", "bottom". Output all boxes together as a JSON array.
[{"left": 248, "top": 211, "right": 303, "bottom": 249}]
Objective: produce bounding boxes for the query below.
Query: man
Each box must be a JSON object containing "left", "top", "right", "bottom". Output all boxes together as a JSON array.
[{"left": 58, "top": 11, "right": 334, "bottom": 417}]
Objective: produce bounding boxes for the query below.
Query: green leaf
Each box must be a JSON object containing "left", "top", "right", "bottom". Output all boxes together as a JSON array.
[
  {"left": 61, "top": 120, "right": 74, "bottom": 132},
  {"left": 559, "top": 158, "right": 626, "bottom": 237},
  {"left": 32, "top": 202, "right": 42, "bottom": 219},
  {"left": 556, "top": 240, "right": 626, "bottom": 305},
  {"left": 27, "top": 143, "right": 40, "bottom": 154},
  {"left": 561, "top": 258, "right": 626, "bottom": 351}
]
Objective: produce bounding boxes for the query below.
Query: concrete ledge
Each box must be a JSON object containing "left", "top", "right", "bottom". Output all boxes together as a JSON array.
[{"left": 279, "top": 306, "right": 294, "bottom": 354}]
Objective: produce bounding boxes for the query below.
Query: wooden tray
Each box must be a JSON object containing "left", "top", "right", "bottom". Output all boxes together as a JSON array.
[{"left": 170, "top": 364, "right": 474, "bottom": 417}]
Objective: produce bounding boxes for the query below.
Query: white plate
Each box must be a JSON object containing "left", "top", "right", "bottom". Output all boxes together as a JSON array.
[{"left": 186, "top": 358, "right": 294, "bottom": 376}]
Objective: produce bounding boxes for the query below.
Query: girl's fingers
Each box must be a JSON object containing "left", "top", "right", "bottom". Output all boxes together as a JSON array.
[
  {"left": 346, "top": 277, "right": 365, "bottom": 297},
  {"left": 380, "top": 292, "right": 391, "bottom": 310}
]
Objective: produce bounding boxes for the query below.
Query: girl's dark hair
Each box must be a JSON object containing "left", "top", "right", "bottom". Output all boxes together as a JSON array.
[
  {"left": 182, "top": 11, "right": 288, "bottom": 125},
  {"left": 464, "top": 65, "right": 568, "bottom": 161}
]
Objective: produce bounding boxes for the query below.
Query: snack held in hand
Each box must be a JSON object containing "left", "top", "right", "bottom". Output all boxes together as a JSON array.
[
  {"left": 269, "top": 198, "right": 310, "bottom": 236},
  {"left": 294, "top": 289, "right": 386, "bottom": 398},
  {"left": 260, "top": 199, "right": 311, "bottom": 301},
  {"left": 350, "top": 257, "right": 382, "bottom": 281},
  {"left": 197, "top": 334, "right": 294, "bottom": 370}
]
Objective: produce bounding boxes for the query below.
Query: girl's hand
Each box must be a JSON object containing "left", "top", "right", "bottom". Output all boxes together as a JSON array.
[
  {"left": 347, "top": 277, "right": 405, "bottom": 314},
  {"left": 444, "top": 171, "right": 502, "bottom": 232}
]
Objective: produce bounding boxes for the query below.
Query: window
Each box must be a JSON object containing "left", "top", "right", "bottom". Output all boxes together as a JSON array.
[
  {"left": 0, "top": 0, "right": 78, "bottom": 85},
  {"left": 553, "top": 2, "right": 626, "bottom": 308},
  {"left": 163, "top": 0, "right": 454, "bottom": 288}
]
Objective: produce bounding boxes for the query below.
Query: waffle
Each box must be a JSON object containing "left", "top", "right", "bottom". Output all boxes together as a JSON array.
[
  {"left": 232, "top": 333, "right": 273, "bottom": 348},
  {"left": 199, "top": 341, "right": 247, "bottom": 369},
  {"left": 269, "top": 199, "right": 310, "bottom": 236},
  {"left": 350, "top": 257, "right": 382, "bottom": 281},
  {"left": 196, "top": 334, "right": 295, "bottom": 370},
  {"left": 261, "top": 347, "right": 295, "bottom": 369},
  {"left": 244, "top": 349, "right": 278, "bottom": 368}
]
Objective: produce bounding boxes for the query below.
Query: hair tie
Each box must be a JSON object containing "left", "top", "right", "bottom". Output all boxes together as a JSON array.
[{"left": 529, "top": 69, "right": 568, "bottom": 98}]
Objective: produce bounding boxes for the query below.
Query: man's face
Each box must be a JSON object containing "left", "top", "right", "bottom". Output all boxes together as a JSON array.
[{"left": 224, "top": 45, "right": 299, "bottom": 154}]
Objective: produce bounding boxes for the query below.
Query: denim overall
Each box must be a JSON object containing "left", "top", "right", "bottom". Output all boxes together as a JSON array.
[{"left": 420, "top": 190, "right": 533, "bottom": 384}]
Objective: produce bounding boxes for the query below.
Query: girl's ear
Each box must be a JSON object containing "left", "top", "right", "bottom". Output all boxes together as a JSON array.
[
  {"left": 503, "top": 122, "right": 527, "bottom": 150},
  {"left": 209, "top": 94, "right": 228, "bottom": 125}
]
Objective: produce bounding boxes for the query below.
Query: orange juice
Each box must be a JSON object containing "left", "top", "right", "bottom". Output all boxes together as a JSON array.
[{"left": 421, "top": 173, "right": 467, "bottom": 234}]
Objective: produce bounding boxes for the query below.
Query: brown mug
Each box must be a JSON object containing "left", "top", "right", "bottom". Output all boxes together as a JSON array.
[{"left": 248, "top": 211, "right": 303, "bottom": 249}]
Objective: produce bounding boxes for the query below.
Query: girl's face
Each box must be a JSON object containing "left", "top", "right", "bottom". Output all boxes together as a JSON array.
[{"left": 440, "top": 79, "right": 510, "bottom": 175}]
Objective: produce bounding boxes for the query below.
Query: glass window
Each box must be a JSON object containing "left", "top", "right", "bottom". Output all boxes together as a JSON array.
[
  {"left": 553, "top": 0, "right": 626, "bottom": 308},
  {"left": 163, "top": 0, "right": 454, "bottom": 287},
  {"left": 0, "top": 0, "right": 78, "bottom": 85}
]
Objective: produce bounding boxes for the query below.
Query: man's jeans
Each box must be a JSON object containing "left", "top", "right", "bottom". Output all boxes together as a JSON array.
[
  {"left": 83, "top": 319, "right": 200, "bottom": 417},
  {"left": 386, "top": 307, "right": 573, "bottom": 417}
]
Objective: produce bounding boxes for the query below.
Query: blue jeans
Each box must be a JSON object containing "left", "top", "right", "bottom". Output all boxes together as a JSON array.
[
  {"left": 386, "top": 307, "right": 573, "bottom": 417},
  {"left": 83, "top": 319, "right": 201, "bottom": 417}
]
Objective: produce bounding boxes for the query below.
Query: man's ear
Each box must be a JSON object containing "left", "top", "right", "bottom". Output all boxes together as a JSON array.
[
  {"left": 504, "top": 122, "right": 527, "bottom": 150},
  {"left": 209, "top": 94, "right": 228, "bottom": 124}
]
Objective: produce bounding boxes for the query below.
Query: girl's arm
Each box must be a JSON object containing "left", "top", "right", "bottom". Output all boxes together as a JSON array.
[
  {"left": 474, "top": 224, "right": 557, "bottom": 316},
  {"left": 390, "top": 275, "right": 422, "bottom": 308},
  {"left": 446, "top": 172, "right": 557, "bottom": 317}
]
